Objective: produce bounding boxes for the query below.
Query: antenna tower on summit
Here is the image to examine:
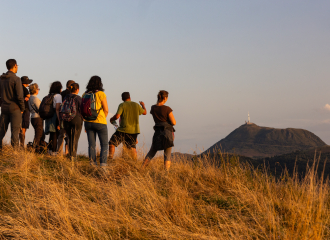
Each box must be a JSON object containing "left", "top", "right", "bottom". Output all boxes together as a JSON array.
[{"left": 247, "top": 112, "right": 251, "bottom": 124}]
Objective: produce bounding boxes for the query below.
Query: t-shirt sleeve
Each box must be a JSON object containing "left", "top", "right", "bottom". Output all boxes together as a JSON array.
[
  {"left": 116, "top": 104, "right": 123, "bottom": 115},
  {"left": 97, "top": 91, "right": 106, "bottom": 102},
  {"left": 53, "top": 94, "right": 62, "bottom": 107},
  {"left": 167, "top": 106, "right": 173, "bottom": 115}
]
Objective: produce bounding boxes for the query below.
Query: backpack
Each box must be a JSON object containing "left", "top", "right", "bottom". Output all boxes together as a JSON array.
[
  {"left": 81, "top": 91, "right": 101, "bottom": 121},
  {"left": 39, "top": 94, "right": 55, "bottom": 119},
  {"left": 60, "top": 95, "right": 77, "bottom": 122}
]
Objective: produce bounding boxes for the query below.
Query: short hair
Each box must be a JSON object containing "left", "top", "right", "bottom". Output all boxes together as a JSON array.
[
  {"left": 157, "top": 90, "right": 169, "bottom": 103},
  {"left": 69, "top": 83, "right": 79, "bottom": 93},
  {"left": 66, "top": 80, "right": 75, "bottom": 88},
  {"left": 6, "top": 59, "right": 17, "bottom": 70},
  {"left": 49, "top": 81, "right": 62, "bottom": 94},
  {"left": 29, "top": 83, "right": 39, "bottom": 95},
  {"left": 122, "top": 92, "right": 130, "bottom": 101},
  {"left": 86, "top": 76, "right": 104, "bottom": 92}
]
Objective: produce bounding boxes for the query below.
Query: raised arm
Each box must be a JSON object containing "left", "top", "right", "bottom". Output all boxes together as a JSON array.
[
  {"left": 169, "top": 112, "right": 176, "bottom": 126},
  {"left": 139, "top": 101, "right": 147, "bottom": 115}
]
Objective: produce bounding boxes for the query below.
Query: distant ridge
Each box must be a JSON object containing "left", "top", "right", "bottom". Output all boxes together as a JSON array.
[{"left": 204, "top": 123, "right": 326, "bottom": 158}]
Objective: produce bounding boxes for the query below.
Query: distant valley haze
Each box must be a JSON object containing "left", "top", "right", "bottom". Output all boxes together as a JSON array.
[{"left": 1, "top": 1, "right": 330, "bottom": 154}]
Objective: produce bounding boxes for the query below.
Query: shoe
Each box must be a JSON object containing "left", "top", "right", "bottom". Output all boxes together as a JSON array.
[
  {"left": 90, "top": 161, "right": 97, "bottom": 166},
  {"left": 100, "top": 166, "right": 108, "bottom": 174}
]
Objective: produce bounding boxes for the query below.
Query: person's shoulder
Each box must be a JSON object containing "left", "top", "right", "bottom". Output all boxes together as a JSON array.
[{"left": 163, "top": 105, "right": 173, "bottom": 111}]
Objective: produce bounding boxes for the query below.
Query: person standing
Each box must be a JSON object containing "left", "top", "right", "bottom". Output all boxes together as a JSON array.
[
  {"left": 82, "top": 76, "right": 109, "bottom": 168},
  {"left": 19, "top": 76, "right": 33, "bottom": 148},
  {"left": 109, "top": 92, "right": 147, "bottom": 161},
  {"left": 44, "top": 81, "right": 62, "bottom": 155},
  {"left": 57, "top": 80, "right": 75, "bottom": 155},
  {"left": 61, "top": 83, "right": 83, "bottom": 160},
  {"left": 28, "top": 83, "right": 46, "bottom": 151},
  {"left": 0, "top": 59, "right": 25, "bottom": 150},
  {"left": 142, "top": 91, "right": 176, "bottom": 171}
]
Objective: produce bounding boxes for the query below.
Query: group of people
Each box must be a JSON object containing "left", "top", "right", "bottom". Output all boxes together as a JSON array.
[{"left": 0, "top": 59, "right": 176, "bottom": 170}]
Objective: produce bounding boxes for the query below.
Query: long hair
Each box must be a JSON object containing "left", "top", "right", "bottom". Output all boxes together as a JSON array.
[
  {"left": 86, "top": 76, "right": 104, "bottom": 92},
  {"left": 49, "top": 81, "right": 62, "bottom": 94},
  {"left": 157, "top": 90, "right": 169, "bottom": 103}
]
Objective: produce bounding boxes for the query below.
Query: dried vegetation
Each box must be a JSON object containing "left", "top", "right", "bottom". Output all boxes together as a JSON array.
[{"left": 0, "top": 146, "right": 329, "bottom": 239}]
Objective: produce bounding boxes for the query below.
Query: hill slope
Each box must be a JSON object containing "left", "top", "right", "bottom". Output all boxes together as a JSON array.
[
  {"left": 204, "top": 123, "right": 326, "bottom": 158},
  {"left": 0, "top": 147, "right": 329, "bottom": 239}
]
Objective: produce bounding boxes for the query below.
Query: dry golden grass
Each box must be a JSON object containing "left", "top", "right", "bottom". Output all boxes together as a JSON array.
[{"left": 0, "top": 146, "right": 329, "bottom": 239}]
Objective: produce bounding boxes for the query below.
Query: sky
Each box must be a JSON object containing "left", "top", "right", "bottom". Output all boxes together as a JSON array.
[{"left": 1, "top": 0, "right": 330, "bottom": 155}]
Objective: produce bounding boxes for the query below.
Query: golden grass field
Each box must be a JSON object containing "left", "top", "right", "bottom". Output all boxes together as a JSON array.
[{"left": 0, "top": 146, "right": 329, "bottom": 239}]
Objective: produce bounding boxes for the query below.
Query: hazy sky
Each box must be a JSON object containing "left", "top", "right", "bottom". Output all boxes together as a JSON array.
[{"left": 1, "top": 1, "right": 330, "bottom": 154}]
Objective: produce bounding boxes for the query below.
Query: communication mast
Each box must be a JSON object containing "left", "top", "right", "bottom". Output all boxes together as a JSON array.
[{"left": 248, "top": 112, "right": 250, "bottom": 124}]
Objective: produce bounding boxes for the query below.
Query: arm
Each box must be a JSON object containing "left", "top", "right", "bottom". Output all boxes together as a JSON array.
[
  {"left": 56, "top": 102, "right": 61, "bottom": 124},
  {"left": 25, "top": 94, "right": 30, "bottom": 102},
  {"left": 101, "top": 97, "right": 108, "bottom": 117},
  {"left": 16, "top": 79, "right": 25, "bottom": 112},
  {"left": 139, "top": 101, "right": 147, "bottom": 115},
  {"left": 110, "top": 114, "right": 120, "bottom": 123},
  {"left": 169, "top": 112, "right": 176, "bottom": 125}
]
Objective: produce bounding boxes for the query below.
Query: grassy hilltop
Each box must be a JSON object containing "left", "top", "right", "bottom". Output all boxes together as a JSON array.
[{"left": 0, "top": 147, "right": 329, "bottom": 239}]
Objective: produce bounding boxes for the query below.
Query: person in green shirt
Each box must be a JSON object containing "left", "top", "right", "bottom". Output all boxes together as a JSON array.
[{"left": 109, "top": 92, "right": 146, "bottom": 160}]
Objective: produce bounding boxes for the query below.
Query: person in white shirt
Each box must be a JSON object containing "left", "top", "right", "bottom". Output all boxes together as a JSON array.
[{"left": 44, "top": 81, "right": 62, "bottom": 155}]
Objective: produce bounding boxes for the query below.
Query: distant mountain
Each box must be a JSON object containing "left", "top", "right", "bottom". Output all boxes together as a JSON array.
[
  {"left": 253, "top": 145, "right": 330, "bottom": 178},
  {"left": 204, "top": 123, "right": 326, "bottom": 158}
]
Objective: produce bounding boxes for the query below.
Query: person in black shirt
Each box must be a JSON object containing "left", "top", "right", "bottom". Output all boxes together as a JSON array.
[
  {"left": 57, "top": 80, "right": 75, "bottom": 154},
  {"left": 142, "top": 90, "right": 176, "bottom": 171},
  {"left": 62, "top": 83, "right": 83, "bottom": 160},
  {"left": 19, "top": 76, "right": 33, "bottom": 148},
  {"left": 0, "top": 59, "right": 25, "bottom": 150}
]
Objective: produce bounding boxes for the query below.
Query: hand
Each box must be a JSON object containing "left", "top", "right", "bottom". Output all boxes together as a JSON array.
[
  {"left": 57, "top": 125, "right": 61, "bottom": 130},
  {"left": 139, "top": 101, "right": 145, "bottom": 108},
  {"left": 25, "top": 97, "right": 29, "bottom": 101},
  {"left": 21, "top": 112, "right": 23, "bottom": 114}
]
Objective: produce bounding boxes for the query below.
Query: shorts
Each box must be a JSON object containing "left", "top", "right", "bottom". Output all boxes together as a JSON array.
[
  {"left": 109, "top": 131, "right": 138, "bottom": 149},
  {"left": 22, "top": 110, "right": 30, "bottom": 129}
]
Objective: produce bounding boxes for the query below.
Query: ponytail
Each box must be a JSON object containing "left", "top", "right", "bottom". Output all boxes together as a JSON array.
[
  {"left": 69, "top": 83, "right": 80, "bottom": 93},
  {"left": 157, "top": 90, "right": 169, "bottom": 103}
]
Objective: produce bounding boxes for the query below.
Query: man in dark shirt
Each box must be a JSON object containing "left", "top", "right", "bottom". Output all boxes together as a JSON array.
[
  {"left": 57, "top": 80, "right": 75, "bottom": 155},
  {"left": 0, "top": 59, "right": 25, "bottom": 150},
  {"left": 19, "top": 76, "right": 33, "bottom": 148}
]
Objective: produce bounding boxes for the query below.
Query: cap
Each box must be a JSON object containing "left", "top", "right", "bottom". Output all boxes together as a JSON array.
[{"left": 21, "top": 76, "right": 33, "bottom": 84}]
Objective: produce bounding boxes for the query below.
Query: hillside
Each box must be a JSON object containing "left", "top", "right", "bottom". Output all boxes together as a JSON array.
[
  {"left": 0, "top": 147, "right": 329, "bottom": 239},
  {"left": 255, "top": 145, "right": 330, "bottom": 178},
  {"left": 204, "top": 123, "right": 326, "bottom": 158}
]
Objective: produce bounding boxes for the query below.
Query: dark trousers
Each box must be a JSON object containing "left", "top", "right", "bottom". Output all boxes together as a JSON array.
[
  {"left": 49, "top": 130, "right": 59, "bottom": 152},
  {"left": 145, "top": 146, "right": 172, "bottom": 162},
  {"left": 0, "top": 110, "right": 22, "bottom": 150},
  {"left": 31, "top": 117, "right": 45, "bottom": 147},
  {"left": 63, "top": 117, "right": 83, "bottom": 158}
]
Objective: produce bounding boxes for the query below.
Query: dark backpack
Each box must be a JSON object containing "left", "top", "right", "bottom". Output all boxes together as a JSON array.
[
  {"left": 81, "top": 91, "right": 101, "bottom": 121},
  {"left": 39, "top": 94, "right": 55, "bottom": 119},
  {"left": 60, "top": 95, "right": 77, "bottom": 122}
]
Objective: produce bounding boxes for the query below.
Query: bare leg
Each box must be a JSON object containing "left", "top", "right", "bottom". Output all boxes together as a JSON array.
[
  {"left": 130, "top": 148, "right": 137, "bottom": 160},
  {"left": 109, "top": 144, "right": 115, "bottom": 159},
  {"left": 19, "top": 128, "right": 26, "bottom": 148},
  {"left": 165, "top": 161, "right": 171, "bottom": 171},
  {"left": 142, "top": 158, "right": 150, "bottom": 169}
]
